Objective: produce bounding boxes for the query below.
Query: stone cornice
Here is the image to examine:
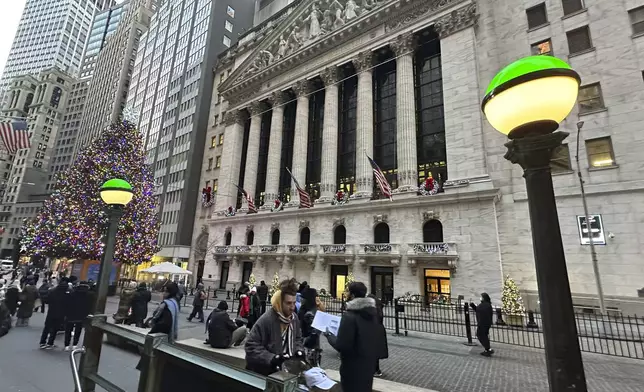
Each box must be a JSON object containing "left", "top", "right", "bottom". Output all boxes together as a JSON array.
[{"left": 434, "top": 2, "right": 478, "bottom": 38}]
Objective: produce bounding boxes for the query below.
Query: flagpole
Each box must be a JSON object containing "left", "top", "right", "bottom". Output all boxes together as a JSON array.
[{"left": 0, "top": 115, "right": 29, "bottom": 121}]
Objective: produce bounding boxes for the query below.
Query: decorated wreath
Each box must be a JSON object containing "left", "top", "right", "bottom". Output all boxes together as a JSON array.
[
  {"left": 201, "top": 186, "right": 214, "bottom": 207},
  {"left": 418, "top": 176, "right": 439, "bottom": 196},
  {"left": 332, "top": 190, "right": 349, "bottom": 206},
  {"left": 224, "top": 206, "right": 236, "bottom": 217},
  {"left": 271, "top": 198, "right": 284, "bottom": 212}
]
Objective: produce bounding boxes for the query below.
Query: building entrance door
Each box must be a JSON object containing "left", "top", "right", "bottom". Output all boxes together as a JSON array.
[
  {"left": 330, "top": 265, "right": 348, "bottom": 298},
  {"left": 219, "top": 261, "right": 230, "bottom": 289},
  {"left": 241, "top": 262, "right": 253, "bottom": 285},
  {"left": 424, "top": 268, "right": 451, "bottom": 303},
  {"left": 371, "top": 266, "right": 394, "bottom": 305}
]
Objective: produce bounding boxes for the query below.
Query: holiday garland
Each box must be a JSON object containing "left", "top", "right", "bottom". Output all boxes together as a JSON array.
[
  {"left": 202, "top": 186, "right": 214, "bottom": 207},
  {"left": 332, "top": 190, "right": 349, "bottom": 206},
  {"left": 224, "top": 206, "right": 236, "bottom": 217},
  {"left": 271, "top": 199, "right": 284, "bottom": 212},
  {"left": 419, "top": 176, "right": 439, "bottom": 196}
]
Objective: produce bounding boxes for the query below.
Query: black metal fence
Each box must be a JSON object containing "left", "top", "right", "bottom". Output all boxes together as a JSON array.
[{"left": 318, "top": 296, "right": 644, "bottom": 360}]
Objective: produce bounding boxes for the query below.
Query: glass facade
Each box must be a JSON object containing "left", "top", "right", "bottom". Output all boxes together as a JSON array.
[
  {"left": 337, "top": 72, "right": 357, "bottom": 195},
  {"left": 255, "top": 110, "right": 273, "bottom": 205},
  {"left": 306, "top": 86, "right": 325, "bottom": 200},
  {"left": 373, "top": 54, "right": 397, "bottom": 197},
  {"left": 279, "top": 100, "right": 297, "bottom": 202}
]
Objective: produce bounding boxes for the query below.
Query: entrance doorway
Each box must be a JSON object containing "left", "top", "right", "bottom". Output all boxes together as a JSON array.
[
  {"left": 330, "top": 265, "right": 348, "bottom": 298},
  {"left": 219, "top": 261, "right": 230, "bottom": 289},
  {"left": 242, "top": 262, "right": 253, "bottom": 285},
  {"left": 424, "top": 268, "right": 451, "bottom": 303},
  {"left": 371, "top": 266, "right": 394, "bottom": 305}
]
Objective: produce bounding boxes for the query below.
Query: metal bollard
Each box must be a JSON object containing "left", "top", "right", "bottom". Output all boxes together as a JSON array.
[
  {"left": 526, "top": 310, "right": 538, "bottom": 328},
  {"left": 463, "top": 303, "right": 476, "bottom": 346},
  {"left": 495, "top": 307, "right": 506, "bottom": 325},
  {"left": 393, "top": 298, "right": 401, "bottom": 336},
  {"left": 226, "top": 290, "right": 231, "bottom": 300}
]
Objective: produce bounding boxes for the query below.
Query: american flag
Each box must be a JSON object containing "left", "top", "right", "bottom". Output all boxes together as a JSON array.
[
  {"left": 0, "top": 120, "right": 30, "bottom": 154},
  {"left": 234, "top": 184, "right": 257, "bottom": 213},
  {"left": 367, "top": 154, "right": 393, "bottom": 201},
  {"left": 285, "top": 167, "right": 312, "bottom": 208}
]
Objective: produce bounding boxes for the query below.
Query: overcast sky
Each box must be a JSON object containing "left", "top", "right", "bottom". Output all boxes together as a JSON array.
[{"left": 0, "top": 0, "right": 27, "bottom": 76}]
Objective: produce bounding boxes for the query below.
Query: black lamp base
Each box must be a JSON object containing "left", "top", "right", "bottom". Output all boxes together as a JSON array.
[{"left": 508, "top": 120, "right": 559, "bottom": 139}]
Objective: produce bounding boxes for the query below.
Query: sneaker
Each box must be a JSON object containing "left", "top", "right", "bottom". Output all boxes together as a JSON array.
[
  {"left": 480, "top": 350, "right": 492, "bottom": 357},
  {"left": 44, "top": 344, "right": 56, "bottom": 350},
  {"left": 374, "top": 371, "right": 383, "bottom": 377},
  {"left": 72, "top": 345, "right": 78, "bottom": 350},
  {"left": 64, "top": 346, "right": 72, "bottom": 352},
  {"left": 488, "top": 349, "right": 495, "bottom": 354},
  {"left": 39, "top": 344, "right": 47, "bottom": 349}
]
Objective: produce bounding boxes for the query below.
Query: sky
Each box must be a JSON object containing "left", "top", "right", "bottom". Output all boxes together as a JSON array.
[{"left": 0, "top": 0, "right": 27, "bottom": 77}]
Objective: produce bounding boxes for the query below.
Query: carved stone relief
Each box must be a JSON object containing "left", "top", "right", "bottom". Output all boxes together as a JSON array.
[
  {"left": 222, "top": 110, "right": 246, "bottom": 126},
  {"left": 246, "top": 225, "right": 254, "bottom": 234},
  {"left": 225, "top": 226, "right": 232, "bottom": 234},
  {"left": 389, "top": 32, "right": 416, "bottom": 56},
  {"left": 434, "top": 3, "right": 478, "bottom": 38},
  {"left": 384, "top": 0, "right": 460, "bottom": 32},
  {"left": 423, "top": 211, "right": 441, "bottom": 222},
  {"left": 373, "top": 214, "right": 388, "bottom": 224},
  {"left": 332, "top": 218, "right": 345, "bottom": 228},
  {"left": 299, "top": 220, "right": 310, "bottom": 229},
  {"left": 352, "top": 50, "right": 373, "bottom": 72},
  {"left": 271, "top": 222, "right": 280, "bottom": 232}
]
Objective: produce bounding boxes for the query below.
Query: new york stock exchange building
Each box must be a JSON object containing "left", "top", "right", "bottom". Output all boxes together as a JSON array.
[{"left": 201, "top": 0, "right": 644, "bottom": 312}]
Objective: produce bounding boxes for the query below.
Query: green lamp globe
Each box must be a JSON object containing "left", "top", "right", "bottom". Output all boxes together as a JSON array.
[
  {"left": 100, "top": 178, "right": 134, "bottom": 206},
  {"left": 482, "top": 56, "right": 581, "bottom": 138}
]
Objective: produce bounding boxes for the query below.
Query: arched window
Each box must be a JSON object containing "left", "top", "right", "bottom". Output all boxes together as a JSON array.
[
  {"left": 271, "top": 229, "right": 280, "bottom": 245},
  {"left": 423, "top": 220, "right": 443, "bottom": 243},
  {"left": 374, "top": 222, "right": 390, "bottom": 244},
  {"left": 300, "top": 227, "right": 311, "bottom": 245},
  {"left": 225, "top": 231, "right": 232, "bottom": 245},
  {"left": 333, "top": 225, "right": 346, "bottom": 244},
  {"left": 246, "top": 230, "right": 254, "bottom": 245}
]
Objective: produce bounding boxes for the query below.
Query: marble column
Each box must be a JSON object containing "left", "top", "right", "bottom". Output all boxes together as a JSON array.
[
  {"left": 263, "top": 91, "right": 289, "bottom": 207},
  {"left": 241, "top": 101, "right": 267, "bottom": 210},
  {"left": 288, "top": 79, "right": 313, "bottom": 206},
  {"left": 352, "top": 51, "right": 374, "bottom": 199},
  {"left": 391, "top": 32, "right": 418, "bottom": 193},
  {"left": 216, "top": 110, "right": 246, "bottom": 210},
  {"left": 317, "top": 66, "right": 340, "bottom": 204}
]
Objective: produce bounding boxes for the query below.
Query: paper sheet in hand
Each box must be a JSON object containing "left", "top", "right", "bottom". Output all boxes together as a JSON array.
[{"left": 311, "top": 311, "right": 341, "bottom": 336}]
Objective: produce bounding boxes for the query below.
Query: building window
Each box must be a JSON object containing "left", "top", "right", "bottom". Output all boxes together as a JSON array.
[
  {"left": 566, "top": 26, "right": 592, "bottom": 54},
  {"left": 337, "top": 72, "right": 357, "bottom": 195},
  {"left": 374, "top": 222, "right": 390, "bottom": 244},
  {"left": 225, "top": 231, "right": 232, "bottom": 245},
  {"left": 531, "top": 39, "right": 553, "bottom": 56},
  {"left": 562, "top": 0, "right": 584, "bottom": 16},
  {"left": 271, "top": 229, "right": 280, "bottom": 245},
  {"left": 215, "top": 155, "right": 221, "bottom": 168},
  {"left": 423, "top": 220, "right": 444, "bottom": 243},
  {"left": 214, "top": 114, "right": 219, "bottom": 125},
  {"left": 223, "top": 35, "right": 231, "bottom": 47},
  {"left": 246, "top": 230, "right": 254, "bottom": 245},
  {"left": 220, "top": 73, "right": 225, "bottom": 83},
  {"left": 207, "top": 158, "right": 213, "bottom": 170},
  {"left": 585, "top": 137, "right": 616, "bottom": 168},
  {"left": 550, "top": 144, "right": 572, "bottom": 173},
  {"left": 225, "top": 20, "right": 233, "bottom": 32},
  {"left": 227, "top": 6, "right": 235, "bottom": 18},
  {"left": 333, "top": 225, "right": 346, "bottom": 244},
  {"left": 526, "top": 3, "right": 548, "bottom": 29},
  {"left": 629, "top": 6, "right": 644, "bottom": 35},
  {"left": 254, "top": 111, "right": 272, "bottom": 205},
  {"left": 578, "top": 83, "right": 605, "bottom": 113},
  {"left": 306, "top": 86, "right": 325, "bottom": 200},
  {"left": 300, "top": 227, "right": 311, "bottom": 245},
  {"left": 279, "top": 100, "right": 297, "bottom": 202},
  {"left": 374, "top": 53, "right": 397, "bottom": 198},
  {"left": 213, "top": 179, "right": 218, "bottom": 193},
  {"left": 218, "top": 133, "right": 224, "bottom": 145},
  {"left": 211, "top": 136, "right": 217, "bottom": 148}
]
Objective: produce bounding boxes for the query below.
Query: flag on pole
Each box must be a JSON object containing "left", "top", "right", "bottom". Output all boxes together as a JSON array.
[
  {"left": 285, "top": 167, "right": 312, "bottom": 208},
  {"left": 366, "top": 154, "right": 393, "bottom": 201},
  {"left": 234, "top": 184, "right": 257, "bottom": 213},
  {"left": 0, "top": 120, "right": 30, "bottom": 154}
]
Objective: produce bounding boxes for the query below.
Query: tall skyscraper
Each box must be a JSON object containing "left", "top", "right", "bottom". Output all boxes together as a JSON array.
[
  {"left": 0, "top": 0, "right": 111, "bottom": 99},
  {"left": 125, "top": 0, "right": 255, "bottom": 264}
]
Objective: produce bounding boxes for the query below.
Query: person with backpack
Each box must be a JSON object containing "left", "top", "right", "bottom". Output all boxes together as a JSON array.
[
  {"left": 187, "top": 283, "right": 206, "bottom": 322},
  {"left": 36, "top": 279, "right": 51, "bottom": 314}
]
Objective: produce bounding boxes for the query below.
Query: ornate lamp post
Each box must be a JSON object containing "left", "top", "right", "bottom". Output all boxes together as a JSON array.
[
  {"left": 80, "top": 178, "right": 133, "bottom": 390},
  {"left": 482, "top": 56, "right": 587, "bottom": 391}
]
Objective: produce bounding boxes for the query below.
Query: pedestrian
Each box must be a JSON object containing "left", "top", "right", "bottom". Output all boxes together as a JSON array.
[
  {"left": 299, "top": 288, "right": 325, "bottom": 367},
  {"left": 16, "top": 277, "right": 38, "bottom": 327},
  {"left": 4, "top": 281, "right": 19, "bottom": 316},
  {"left": 114, "top": 281, "right": 136, "bottom": 324},
  {"left": 206, "top": 301, "right": 247, "bottom": 348},
  {"left": 238, "top": 290, "right": 250, "bottom": 320},
  {"left": 187, "top": 283, "right": 206, "bottom": 322},
  {"left": 39, "top": 278, "right": 70, "bottom": 349},
  {"left": 470, "top": 293, "right": 494, "bottom": 356},
  {"left": 36, "top": 279, "right": 51, "bottom": 314},
  {"left": 129, "top": 282, "right": 151, "bottom": 328},
  {"left": 247, "top": 286, "right": 261, "bottom": 330},
  {"left": 64, "top": 281, "right": 92, "bottom": 351},
  {"left": 0, "top": 298, "right": 11, "bottom": 338},
  {"left": 245, "top": 278, "right": 304, "bottom": 376},
  {"left": 368, "top": 293, "right": 388, "bottom": 377},
  {"left": 177, "top": 281, "right": 186, "bottom": 303},
  {"left": 257, "top": 280, "right": 268, "bottom": 315},
  {"left": 325, "top": 282, "right": 384, "bottom": 392}
]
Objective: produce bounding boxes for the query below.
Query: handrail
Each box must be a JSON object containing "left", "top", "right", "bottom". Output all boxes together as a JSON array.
[{"left": 69, "top": 347, "right": 86, "bottom": 392}]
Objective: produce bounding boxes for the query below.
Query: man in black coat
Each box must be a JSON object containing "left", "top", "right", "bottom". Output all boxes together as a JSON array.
[
  {"left": 470, "top": 292, "right": 494, "bottom": 356},
  {"left": 206, "top": 301, "right": 247, "bottom": 348},
  {"left": 326, "top": 282, "right": 384, "bottom": 392},
  {"left": 188, "top": 283, "right": 206, "bottom": 322},
  {"left": 39, "top": 279, "right": 70, "bottom": 349},
  {"left": 64, "top": 282, "right": 92, "bottom": 350},
  {"left": 130, "top": 282, "right": 152, "bottom": 327},
  {"left": 256, "top": 281, "right": 268, "bottom": 315}
]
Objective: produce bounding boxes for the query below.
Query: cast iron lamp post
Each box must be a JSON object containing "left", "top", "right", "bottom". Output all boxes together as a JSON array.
[
  {"left": 80, "top": 178, "right": 133, "bottom": 391},
  {"left": 482, "top": 56, "right": 587, "bottom": 391}
]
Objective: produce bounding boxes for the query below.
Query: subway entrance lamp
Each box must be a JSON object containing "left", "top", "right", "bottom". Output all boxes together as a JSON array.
[
  {"left": 100, "top": 178, "right": 134, "bottom": 207},
  {"left": 482, "top": 56, "right": 588, "bottom": 392}
]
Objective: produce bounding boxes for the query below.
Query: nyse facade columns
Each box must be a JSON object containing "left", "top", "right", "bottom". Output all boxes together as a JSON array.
[
  {"left": 241, "top": 101, "right": 268, "bottom": 210},
  {"left": 352, "top": 51, "right": 374, "bottom": 198},
  {"left": 263, "top": 91, "right": 289, "bottom": 205},
  {"left": 288, "top": 79, "right": 313, "bottom": 206},
  {"left": 391, "top": 33, "right": 418, "bottom": 192},
  {"left": 317, "top": 66, "right": 340, "bottom": 203},
  {"left": 216, "top": 110, "right": 247, "bottom": 209}
]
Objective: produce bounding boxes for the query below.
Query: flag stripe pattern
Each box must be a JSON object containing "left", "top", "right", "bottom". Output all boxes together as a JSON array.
[
  {"left": 367, "top": 154, "right": 392, "bottom": 201},
  {"left": 234, "top": 184, "right": 257, "bottom": 213},
  {"left": 0, "top": 120, "right": 30, "bottom": 154},
  {"left": 286, "top": 168, "right": 312, "bottom": 208}
]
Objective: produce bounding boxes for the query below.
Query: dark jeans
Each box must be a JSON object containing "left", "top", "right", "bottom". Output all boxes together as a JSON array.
[
  {"left": 188, "top": 305, "right": 204, "bottom": 321},
  {"left": 375, "top": 360, "right": 381, "bottom": 373},
  {"left": 260, "top": 300, "right": 267, "bottom": 315},
  {"left": 35, "top": 303, "right": 46, "bottom": 313},
  {"left": 40, "top": 318, "right": 62, "bottom": 345},
  {"left": 64, "top": 321, "right": 83, "bottom": 346},
  {"left": 477, "top": 325, "right": 491, "bottom": 350}
]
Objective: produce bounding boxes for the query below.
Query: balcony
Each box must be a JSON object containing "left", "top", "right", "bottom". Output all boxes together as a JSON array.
[
  {"left": 357, "top": 243, "right": 402, "bottom": 271},
  {"left": 318, "top": 244, "right": 355, "bottom": 267},
  {"left": 407, "top": 242, "right": 459, "bottom": 275}
]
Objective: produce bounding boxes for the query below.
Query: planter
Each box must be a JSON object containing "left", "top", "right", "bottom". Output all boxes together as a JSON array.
[{"left": 506, "top": 314, "right": 524, "bottom": 327}]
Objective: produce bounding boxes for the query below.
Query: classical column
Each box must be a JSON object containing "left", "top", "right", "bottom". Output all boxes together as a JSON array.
[
  {"left": 263, "top": 91, "right": 289, "bottom": 206},
  {"left": 241, "top": 101, "right": 267, "bottom": 210},
  {"left": 216, "top": 110, "right": 246, "bottom": 210},
  {"left": 352, "top": 51, "right": 374, "bottom": 199},
  {"left": 391, "top": 32, "right": 418, "bottom": 193},
  {"left": 317, "top": 66, "right": 340, "bottom": 203},
  {"left": 288, "top": 79, "right": 313, "bottom": 206}
]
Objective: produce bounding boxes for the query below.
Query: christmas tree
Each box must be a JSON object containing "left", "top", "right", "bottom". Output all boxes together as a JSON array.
[
  {"left": 343, "top": 272, "right": 355, "bottom": 298},
  {"left": 21, "top": 121, "right": 160, "bottom": 265},
  {"left": 248, "top": 273, "right": 256, "bottom": 288},
  {"left": 501, "top": 275, "right": 526, "bottom": 315},
  {"left": 269, "top": 272, "right": 280, "bottom": 296}
]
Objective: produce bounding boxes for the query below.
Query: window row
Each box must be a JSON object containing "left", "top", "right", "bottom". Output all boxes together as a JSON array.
[{"left": 550, "top": 136, "right": 616, "bottom": 173}]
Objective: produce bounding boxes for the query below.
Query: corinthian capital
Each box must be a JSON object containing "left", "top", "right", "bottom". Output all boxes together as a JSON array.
[
  {"left": 248, "top": 100, "right": 268, "bottom": 116},
  {"left": 320, "top": 66, "right": 339, "bottom": 86},
  {"left": 268, "top": 91, "right": 290, "bottom": 107},
  {"left": 223, "top": 110, "right": 246, "bottom": 126},
  {"left": 293, "top": 79, "right": 314, "bottom": 97},
  {"left": 352, "top": 51, "right": 373, "bottom": 72},
  {"left": 390, "top": 32, "right": 416, "bottom": 56}
]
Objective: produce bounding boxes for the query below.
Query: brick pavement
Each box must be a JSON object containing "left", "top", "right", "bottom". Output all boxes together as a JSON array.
[{"left": 1, "top": 297, "right": 643, "bottom": 392}]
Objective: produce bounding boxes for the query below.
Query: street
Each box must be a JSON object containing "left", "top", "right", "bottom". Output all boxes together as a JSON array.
[{"left": 1, "top": 297, "right": 643, "bottom": 392}]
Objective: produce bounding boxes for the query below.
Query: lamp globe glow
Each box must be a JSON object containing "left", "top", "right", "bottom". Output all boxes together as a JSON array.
[
  {"left": 482, "top": 56, "right": 581, "bottom": 138},
  {"left": 100, "top": 178, "right": 134, "bottom": 206}
]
